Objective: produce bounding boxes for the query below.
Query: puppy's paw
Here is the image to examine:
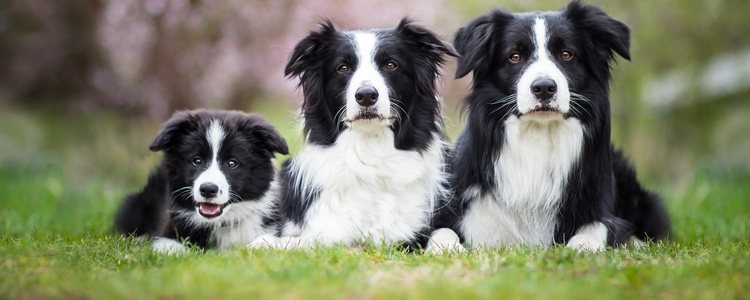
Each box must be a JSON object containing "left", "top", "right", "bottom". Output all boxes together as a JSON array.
[
  {"left": 247, "top": 234, "right": 281, "bottom": 249},
  {"left": 152, "top": 237, "right": 187, "bottom": 254},
  {"left": 425, "top": 228, "right": 465, "bottom": 255}
]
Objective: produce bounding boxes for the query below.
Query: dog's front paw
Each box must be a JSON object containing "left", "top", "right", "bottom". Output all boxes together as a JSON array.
[
  {"left": 152, "top": 237, "right": 187, "bottom": 254},
  {"left": 566, "top": 222, "right": 607, "bottom": 252},
  {"left": 566, "top": 234, "right": 605, "bottom": 252},
  {"left": 425, "top": 228, "right": 466, "bottom": 255}
]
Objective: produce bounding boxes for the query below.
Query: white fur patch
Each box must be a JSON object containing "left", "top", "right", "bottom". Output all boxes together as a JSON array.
[
  {"left": 212, "top": 181, "right": 278, "bottom": 249},
  {"left": 566, "top": 221, "right": 608, "bottom": 252},
  {"left": 461, "top": 116, "right": 583, "bottom": 247},
  {"left": 516, "top": 18, "right": 571, "bottom": 114},
  {"left": 425, "top": 228, "right": 465, "bottom": 254},
  {"left": 193, "top": 120, "right": 230, "bottom": 206},
  {"left": 279, "top": 130, "right": 448, "bottom": 248},
  {"left": 345, "top": 32, "right": 391, "bottom": 120},
  {"left": 152, "top": 237, "right": 187, "bottom": 254}
]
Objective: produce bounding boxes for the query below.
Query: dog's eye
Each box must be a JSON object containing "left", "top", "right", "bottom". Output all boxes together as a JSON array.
[
  {"left": 337, "top": 64, "right": 351, "bottom": 74},
  {"left": 227, "top": 159, "right": 238, "bottom": 169},
  {"left": 509, "top": 53, "right": 523, "bottom": 63},
  {"left": 192, "top": 157, "right": 203, "bottom": 166},
  {"left": 383, "top": 61, "right": 398, "bottom": 71},
  {"left": 560, "top": 50, "right": 574, "bottom": 61}
]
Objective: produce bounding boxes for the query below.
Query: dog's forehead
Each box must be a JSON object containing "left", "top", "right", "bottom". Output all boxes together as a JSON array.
[
  {"left": 344, "top": 27, "right": 408, "bottom": 47},
  {"left": 339, "top": 30, "right": 406, "bottom": 64},
  {"left": 186, "top": 113, "right": 241, "bottom": 141},
  {"left": 513, "top": 11, "right": 564, "bottom": 27},
  {"left": 343, "top": 30, "right": 381, "bottom": 48},
  {"left": 501, "top": 12, "right": 573, "bottom": 43}
]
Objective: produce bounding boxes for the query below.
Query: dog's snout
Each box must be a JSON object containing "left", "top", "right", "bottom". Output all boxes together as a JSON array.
[
  {"left": 354, "top": 85, "right": 379, "bottom": 107},
  {"left": 199, "top": 183, "right": 219, "bottom": 198},
  {"left": 531, "top": 78, "right": 557, "bottom": 102}
]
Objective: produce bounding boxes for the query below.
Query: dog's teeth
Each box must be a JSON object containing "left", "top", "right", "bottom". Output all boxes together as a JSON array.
[{"left": 198, "top": 203, "right": 222, "bottom": 215}]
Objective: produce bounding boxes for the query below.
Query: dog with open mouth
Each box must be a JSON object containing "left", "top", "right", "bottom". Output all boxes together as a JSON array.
[
  {"left": 115, "top": 110, "right": 288, "bottom": 253},
  {"left": 433, "top": 1, "right": 670, "bottom": 251}
]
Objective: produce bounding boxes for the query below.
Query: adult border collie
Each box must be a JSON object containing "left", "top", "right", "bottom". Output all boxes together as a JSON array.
[
  {"left": 249, "top": 19, "right": 457, "bottom": 250},
  {"left": 434, "top": 1, "right": 670, "bottom": 251},
  {"left": 115, "top": 110, "right": 289, "bottom": 253}
]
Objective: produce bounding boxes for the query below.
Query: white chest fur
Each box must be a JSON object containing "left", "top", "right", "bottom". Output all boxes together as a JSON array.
[
  {"left": 461, "top": 116, "right": 583, "bottom": 247},
  {"left": 287, "top": 128, "right": 447, "bottom": 245},
  {"left": 212, "top": 185, "right": 276, "bottom": 249}
]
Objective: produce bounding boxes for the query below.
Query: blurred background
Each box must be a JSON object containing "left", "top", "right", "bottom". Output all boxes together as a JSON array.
[{"left": 0, "top": 0, "right": 748, "bottom": 234}]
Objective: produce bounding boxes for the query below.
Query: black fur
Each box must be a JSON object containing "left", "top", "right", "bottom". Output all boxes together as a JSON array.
[
  {"left": 612, "top": 149, "right": 671, "bottom": 241},
  {"left": 114, "top": 110, "right": 288, "bottom": 249},
  {"left": 436, "top": 1, "right": 669, "bottom": 246},
  {"left": 114, "top": 166, "right": 169, "bottom": 237}
]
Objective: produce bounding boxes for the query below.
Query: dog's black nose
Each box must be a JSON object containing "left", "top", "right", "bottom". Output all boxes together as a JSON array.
[
  {"left": 199, "top": 183, "right": 219, "bottom": 198},
  {"left": 355, "top": 85, "right": 378, "bottom": 107},
  {"left": 531, "top": 78, "right": 557, "bottom": 102}
]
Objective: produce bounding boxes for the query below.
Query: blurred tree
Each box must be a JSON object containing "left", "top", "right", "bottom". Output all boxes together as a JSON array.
[
  {"left": 0, "top": 0, "right": 103, "bottom": 106},
  {"left": 0, "top": 0, "right": 748, "bottom": 177}
]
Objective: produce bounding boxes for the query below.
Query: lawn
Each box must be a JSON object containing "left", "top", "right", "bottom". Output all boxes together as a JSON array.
[{"left": 0, "top": 107, "right": 748, "bottom": 299}]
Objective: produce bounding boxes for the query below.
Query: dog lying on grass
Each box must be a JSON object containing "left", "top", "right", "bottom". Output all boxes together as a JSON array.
[{"left": 115, "top": 110, "right": 288, "bottom": 253}]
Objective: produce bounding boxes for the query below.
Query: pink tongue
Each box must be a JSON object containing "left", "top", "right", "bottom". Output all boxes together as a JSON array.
[{"left": 199, "top": 203, "right": 222, "bottom": 215}]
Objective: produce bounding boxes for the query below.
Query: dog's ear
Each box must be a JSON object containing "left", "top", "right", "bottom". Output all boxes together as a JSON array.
[
  {"left": 243, "top": 115, "right": 289, "bottom": 156},
  {"left": 564, "top": 1, "right": 630, "bottom": 61},
  {"left": 149, "top": 111, "right": 198, "bottom": 152},
  {"left": 396, "top": 18, "right": 457, "bottom": 66},
  {"left": 454, "top": 11, "right": 512, "bottom": 78},
  {"left": 285, "top": 19, "right": 338, "bottom": 78}
]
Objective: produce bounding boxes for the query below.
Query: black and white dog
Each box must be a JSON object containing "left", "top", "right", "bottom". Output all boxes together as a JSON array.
[
  {"left": 115, "top": 110, "right": 289, "bottom": 253},
  {"left": 249, "top": 19, "right": 457, "bottom": 250},
  {"left": 434, "top": 1, "right": 670, "bottom": 251}
]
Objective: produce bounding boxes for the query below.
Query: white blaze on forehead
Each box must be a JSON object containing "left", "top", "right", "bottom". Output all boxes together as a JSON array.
[
  {"left": 533, "top": 17, "right": 548, "bottom": 60},
  {"left": 193, "top": 120, "right": 230, "bottom": 206},
  {"left": 345, "top": 32, "right": 391, "bottom": 122},
  {"left": 515, "top": 18, "right": 571, "bottom": 115},
  {"left": 207, "top": 119, "right": 225, "bottom": 154}
]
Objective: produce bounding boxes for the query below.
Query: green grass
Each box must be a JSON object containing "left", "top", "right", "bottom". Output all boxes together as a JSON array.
[{"left": 0, "top": 107, "right": 748, "bottom": 299}]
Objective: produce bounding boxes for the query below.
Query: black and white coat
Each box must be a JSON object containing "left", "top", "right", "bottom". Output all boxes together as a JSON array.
[
  {"left": 434, "top": 1, "right": 670, "bottom": 251},
  {"left": 115, "top": 110, "right": 289, "bottom": 253},
  {"left": 250, "top": 19, "right": 457, "bottom": 250}
]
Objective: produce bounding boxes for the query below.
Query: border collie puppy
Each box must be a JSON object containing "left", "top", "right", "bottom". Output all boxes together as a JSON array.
[
  {"left": 434, "top": 1, "right": 670, "bottom": 251},
  {"left": 249, "top": 19, "right": 457, "bottom": 250},
  {"left": 115, "top": 110, "right": 289, "bottom": 253}
]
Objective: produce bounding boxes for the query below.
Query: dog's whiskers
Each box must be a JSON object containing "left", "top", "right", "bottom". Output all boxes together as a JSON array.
[
  {"left": 390, "top": 98, "right": 413, "bottom": 127},
  {"left": 489, "top": 101, "right": 517, "bottom": 117},
  {"left": 488, "top": 94, "right": 518, "bottom": 118},
  {"left": 333, "top": 106, "right": 347, "bottom": 124},
  {"left": 490, "top": 93, "right": 517, "bottom": 106},
  {"left": 568, "top": 92, "right": 594, "bottom": 119},
  {"left": 499, "top": 105, "right": 518, "bottom": 121}
]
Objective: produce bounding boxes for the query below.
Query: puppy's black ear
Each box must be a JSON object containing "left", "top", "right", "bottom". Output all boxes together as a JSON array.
[
  {"left": 396, "top": 18, "right": 457, "bottom": 66},
  {"left": 149, "top": 111, "right": 198, "bottom": 152},
  {"left": 564, "top": 1, "right": 630, "bottom": 61},
  {"left": 243, "top": 115, "right": 289, "bottom": 156},
  {"left": 285, "top": 19, "right": 338, "bottom": 78},
  {"left": 454, "top": 11, "right": 512, "bottom": 78}
]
